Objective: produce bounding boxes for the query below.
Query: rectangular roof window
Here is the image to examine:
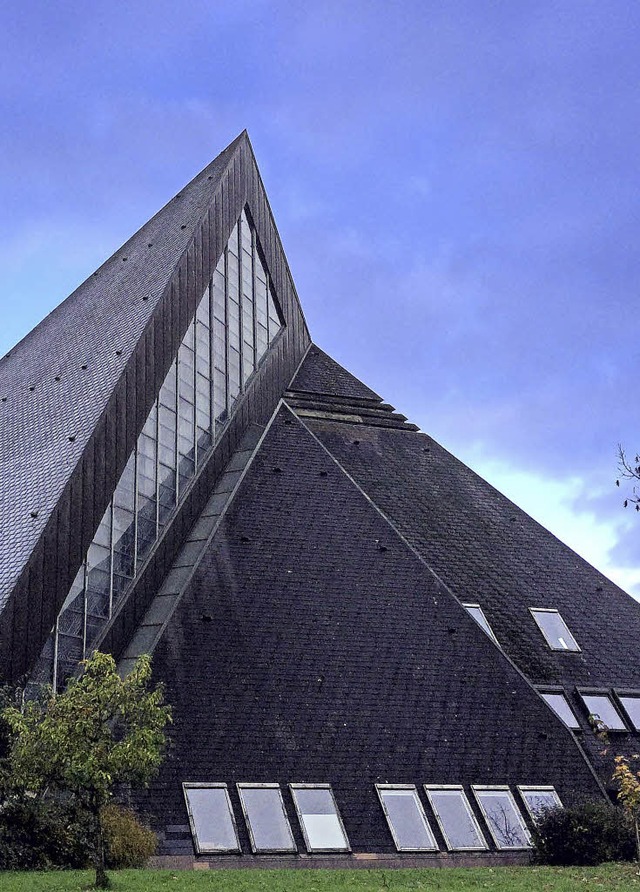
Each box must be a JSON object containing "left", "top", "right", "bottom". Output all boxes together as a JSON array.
[
  {"left": 376, "top": 785, "right": 438, "bottom": 851},
  {"left": 619, "top": 695, "right": 640, "bottom": 731},
  {"left": 517, "top": 786, "right": 563, "bottom": 825},
  {"left": 530, "top": 608, "right": 580, "bottom": 651},
  {"left": 237, "top": 784, "right": 296, "bottom": 853},
  {"left": 472, "top": 786, "right": 532, "bottom": 849},
  {"left": 580, "top": 693, "right": 627, "bottom": 731},
  {"left": 424, "top": 785, "right": 487, "bottom": 851},
  {"left": 540, "top": 691, "right": 581, "bottom": 730},
  {"left": 462, "top": 603, "right": 499, "bottom": 645},
  {"left": 182, "top": 783, "right": 239, "bottom": 853},
  {"left": 290, "top": 784, "right": 350, "bottom": 852}
]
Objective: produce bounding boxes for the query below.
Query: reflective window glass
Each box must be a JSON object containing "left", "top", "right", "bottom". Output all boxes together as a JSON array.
[
  {"left": 290, "top": 785, "right": 350, "bottom": 852},
  {"left": 540, "top": 692, "right": 581, "bottom": 730},
  {"left": 472, "top": 787, "right": 531, "bottom": 849},
  {"left": 267, "top": 290, "right": 280, "bottom": 341},
  {"left": 238, "top": 784, "right": 296, "bottom": 852},
  {"left": 619, "top": 696, "right": 640, "bottom": 731},
  {"left": 376, "top": 786, "right": 438, "bottom": 851},
  {"left": 581, "top": 693, "right": 626, "bottom": 731},
  {"left": 517, "top": 787, "right": 563, "bottom": 824},
  {"left": 463, "top": 603, "right": 499, "bottom": 644},
  {"left": 530, "top": 609, "right": 580, "bottom": 651},
  {"left": 183, "top": 784, "right": 239, "bottom": 853},
  {"left": 40, "top": 206, "right": 284, "bottom": 689},
  {"left": 424, "top": 786, "right": 487, "bottom": 851}
]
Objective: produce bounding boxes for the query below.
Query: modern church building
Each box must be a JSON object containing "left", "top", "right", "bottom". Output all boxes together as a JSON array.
[{"left": 2, "top": 132, "right": 640, "bottom": 866}]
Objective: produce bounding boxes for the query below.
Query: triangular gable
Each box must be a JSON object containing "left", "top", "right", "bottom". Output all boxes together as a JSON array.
[
  {"left": 141, "top": 405, "right": 604, "bottom": 835},
  {"left": 289, "top": 346, "right": 381, "bottom": 402},
  {"left": 1, "top": 132, "right": 310, "bottom": 682},
  {"left": 34, "top": 207, "right": 287, "bottom": 689}
]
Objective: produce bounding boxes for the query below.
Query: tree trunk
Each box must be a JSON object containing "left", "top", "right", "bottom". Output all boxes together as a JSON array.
[
  {"left": 93, "top": 802, "right": 110, "bottom": 889},
  {"left": 635, "top": 815, "right": 640, "bottom": 876}
]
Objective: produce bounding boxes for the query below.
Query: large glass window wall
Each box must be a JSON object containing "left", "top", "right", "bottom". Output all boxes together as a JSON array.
[{"left": 32, "top": 210, "right": 283, "bottom": 690}]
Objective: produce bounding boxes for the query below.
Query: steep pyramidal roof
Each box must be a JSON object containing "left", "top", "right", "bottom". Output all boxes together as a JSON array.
[
  {"left": 3, "top": 133, "right": 640, "bottom": 864},
  {"left": 0, "top": 135, "right": 244, "bottom": 605},
  {"left": 0, "top": 132, "right": 309, "bottom": 680},
  {"left": 140, "top": 403, "right": 604, "bottom": 855}
]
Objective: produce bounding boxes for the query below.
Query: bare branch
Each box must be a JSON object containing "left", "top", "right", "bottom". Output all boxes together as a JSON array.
[{"left": 617, "top": 445, "right": 640, "bottom": 508}]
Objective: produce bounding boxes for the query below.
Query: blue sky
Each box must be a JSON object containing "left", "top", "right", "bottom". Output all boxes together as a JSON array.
[{"left": 1, "top": 1, "right": 639, "bottom": 593}]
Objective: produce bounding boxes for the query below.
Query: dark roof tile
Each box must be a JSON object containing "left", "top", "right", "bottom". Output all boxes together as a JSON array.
[
  {"left": 289, "top": 345, "right": 381, "bottom": 401},
  {"left": 0, "top": 134, "right": 243, "bottom": 605}
]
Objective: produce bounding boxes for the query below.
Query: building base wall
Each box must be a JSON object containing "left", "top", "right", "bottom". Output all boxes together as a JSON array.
[{"left": 150, "top": 852, "right": 532, "bottom": 870}]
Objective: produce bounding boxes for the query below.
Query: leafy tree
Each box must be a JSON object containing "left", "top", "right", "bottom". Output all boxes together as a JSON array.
[
  {"left": 616, "top": 445, "right": 640, "bottom": 510},
  {"left": 2, "top": 652, "right": 171, "bottom": 888},
  {"left": 612, "top": 754, "right": 640, "bottom": 873}
]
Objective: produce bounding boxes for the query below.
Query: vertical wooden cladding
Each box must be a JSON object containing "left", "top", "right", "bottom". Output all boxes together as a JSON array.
[
  {"left": 25, "top": 548, "right": 46, "bottom": 670},
  {"left": 77, "top": 443, "right": 95, "bottom": 589},
  {"left": 200, "top": 212, "right": 210, "bottom": 305},
  {"left": 1, "top": 133, "right": 311, "bottom": 683},
  {"left": 8, "top": 572, "right": 28, "bottom": 681},
  {"left": 0, "top": 594, "right": 13, "bottom": 676},
  {"left": 93, "top": 417, "right": 107, "bottom": 530},
  {"left": 143, "top": 323, "right": 157, "bottom": 431}
]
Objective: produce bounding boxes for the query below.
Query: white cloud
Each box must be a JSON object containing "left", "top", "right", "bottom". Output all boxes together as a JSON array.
[{"left": 462, "top": 444, "right": 640, "bottom": 599}]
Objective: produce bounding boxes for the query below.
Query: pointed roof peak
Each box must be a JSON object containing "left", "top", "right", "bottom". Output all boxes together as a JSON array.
[{"left": 289, "top": 345, "right": 382, "bottom": 402}]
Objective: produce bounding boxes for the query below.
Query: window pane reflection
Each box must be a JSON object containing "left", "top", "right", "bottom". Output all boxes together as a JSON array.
[{"left": 40, "top": 207, "right": 284, "bottom": 690}]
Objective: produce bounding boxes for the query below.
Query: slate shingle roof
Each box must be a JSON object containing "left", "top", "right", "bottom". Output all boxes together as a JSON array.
[
  {"left": 4, "top": 131, "right": 639, "bottom": 857},
  {"left": 289, "top": 348, "right": 640, "bottom": 689},
  {"left": 0, "top": 134, "right": 243, "bottom": 607},
  {"left": 289, "top": 345, "right": 381, "bottom": 401},
  {"left": 144, "top": 404, "right": 604, "bottom": 854},
  {"left": 302, "top": 416, "right": 640, "bottom": 690}
]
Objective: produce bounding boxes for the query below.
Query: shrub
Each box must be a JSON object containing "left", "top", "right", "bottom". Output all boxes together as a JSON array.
[
  {"left": 0, "top": 796, "right": 92, "bottom": 870},
  {"left": 102, "top": 803, "right": 157, "bottom": 868},
  {"left": 533, "top": 799, "right": 635, "bottom": 866}
]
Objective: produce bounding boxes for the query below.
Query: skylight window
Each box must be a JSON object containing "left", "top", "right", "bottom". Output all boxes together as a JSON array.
[
  {"left": 580, "top": 693, "right": 627, "bottom": 731},
  {"left": 540, "top": 691, "right": 581, "bottom": 730},
  {"left": 290, "top": 785, "right": 350, "bottom": 852},
  {"left": 472, "top": 787, "right": 531, "bottom": 849},
  {"left": 376, "top": 785, "right": 438, "bottom": 852},
  {"left": 424, "top": 786, "right": 487, "bottom": 851},
  {"left": 517, "top": 786, "right": 563, "bottom": 824},
  {"left": 183, "top": 783, "right": 239, "bottom": 853},
  {"left": 530, "top": 608, "right": 580, "bottom": 651},
  {"left": 618, "top": 695, "right": 640, "bottom": 731},
  {"left": 237, "top": 784, "right": 296, "bottom": 853},
  {"left": 462, "top": 603, "right": 499, "bottom": 645}
]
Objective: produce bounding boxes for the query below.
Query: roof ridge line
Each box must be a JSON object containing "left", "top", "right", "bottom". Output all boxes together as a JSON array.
[
  {"left": 243, "top": 135, "right": 311, "bottom": 344},
  {"left": 1, "top": 132, "right": 246, "bottom": 366}
]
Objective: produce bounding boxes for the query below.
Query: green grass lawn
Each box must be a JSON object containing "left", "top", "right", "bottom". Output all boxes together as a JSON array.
[{"left": 1, "top": 865, "right": 639, "bottom": 892}]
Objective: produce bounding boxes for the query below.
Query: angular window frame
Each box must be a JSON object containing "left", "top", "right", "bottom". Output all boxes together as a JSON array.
[
  {"left": 236, "top": 783, "right": 297, "bottom": 854},
  {"left": 38, "top": 206, "right": 286, "bottom": 692},
  {"left": 375, "top": 784, "right": 439, "bottom": 852},
  {"left": 529, "top": 608, "right": 581, "bottom": 652},
  {"left": 578, "top": 689, "right": 628, "bottom": 732},
  {"left": 538, "top": 688, "right": 581, "bottom": 730},
  {"left": 472, "top": 785, "right": 532, "bottom": 850},
  {"left": 462, "top": 603, "right": 500, "bottom": 645},
  {"left": 424, "top": 785, "right": 487, "bottom": 852},
  {"left": 517, "top": 786, "right": 563, "bottom": 825},
  {"left": 182, "top": 782, "right": 240, "bottom": 854},
  {"left": 616, "top": 690, "right": 640, "bottom": 732},
  {"left": 289, "top": 783, "right": 351, "bottom": 853}
]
